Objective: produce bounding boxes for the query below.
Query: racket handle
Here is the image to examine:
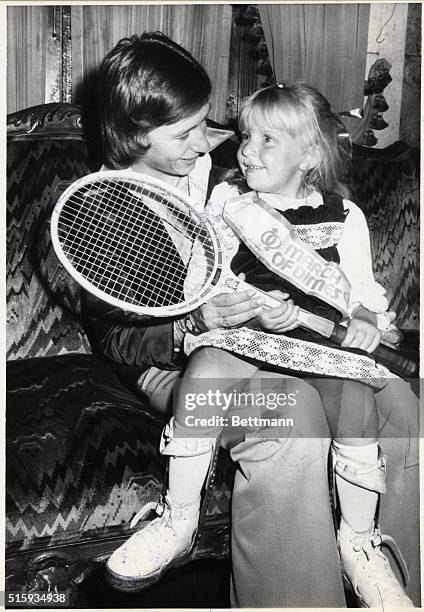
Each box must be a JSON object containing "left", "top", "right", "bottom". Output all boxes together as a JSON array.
[
  {"left": 329, "top": 321, "right": 418, "bottom": 378},
  {"left": 226, "top": 279, "right": 418, "bottom": 377}
]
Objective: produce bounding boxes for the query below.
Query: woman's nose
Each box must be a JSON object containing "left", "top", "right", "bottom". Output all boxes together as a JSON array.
[{"left": 190, "top": 126, "right": 210, "bottom": 154}]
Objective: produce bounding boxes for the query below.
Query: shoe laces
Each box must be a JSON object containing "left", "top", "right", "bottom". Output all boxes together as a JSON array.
[
  {"left": 124, "top": 499, "right": 177, "bottom": 554},
  {"left": 129, "top": 496, "right": 196, "bottom": 531},
  {"left": 130, "top": 498, "right": 170, "bottom": 530},
  {"left": 351, "top": 528, "right": 410, "bottom": 602}
]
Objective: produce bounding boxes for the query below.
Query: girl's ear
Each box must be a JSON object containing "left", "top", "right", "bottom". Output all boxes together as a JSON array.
[{"left": 299, "top": 145, "right": 321, "bottom": 172}]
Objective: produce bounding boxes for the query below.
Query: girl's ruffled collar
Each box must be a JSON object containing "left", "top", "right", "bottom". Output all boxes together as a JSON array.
[{"left": 258, "top": 191, "right": 323, "bottom": 211}]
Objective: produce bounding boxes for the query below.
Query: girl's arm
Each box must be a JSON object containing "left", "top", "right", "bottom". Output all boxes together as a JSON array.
[
  {"left": 338, "top": 201, "right": 391, "bottom": 325},
  {"left": 338, "top": 201, "right": 402, "bottom": 349}
]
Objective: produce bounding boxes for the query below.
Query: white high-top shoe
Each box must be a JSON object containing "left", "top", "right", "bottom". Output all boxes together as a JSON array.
[
  {"left": 339, "top": 519, "right": 414, "bottom": 608},
  {"left": 106, "top": 494, "right": 200, "bottom": 592}
]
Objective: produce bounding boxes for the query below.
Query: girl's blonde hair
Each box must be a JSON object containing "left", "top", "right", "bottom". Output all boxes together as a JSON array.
[{"left": 239, "top": 82, "right": 350, "bottom": 198}]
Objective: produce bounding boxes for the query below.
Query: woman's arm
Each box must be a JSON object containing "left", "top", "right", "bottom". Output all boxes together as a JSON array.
[{"left": 82, "top": 291, "right": 185, "bottom": 370}]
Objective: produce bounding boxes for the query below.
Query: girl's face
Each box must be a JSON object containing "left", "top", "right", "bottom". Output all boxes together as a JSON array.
[{"left": 237, "top": 120, "right": 306, "bottom": 198}]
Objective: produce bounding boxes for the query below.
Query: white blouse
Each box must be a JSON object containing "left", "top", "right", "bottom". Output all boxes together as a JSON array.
[{"left": 207, "top": 182, "right": 389, "bottom": 318}]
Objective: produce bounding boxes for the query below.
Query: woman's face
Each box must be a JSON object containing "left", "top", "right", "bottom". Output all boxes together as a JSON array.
[
  {"left": 131, "top": 102, "right": 211, "bottom": 179},
  {"left": 237, "top": 119, "right": 306, "bottom": 198}
]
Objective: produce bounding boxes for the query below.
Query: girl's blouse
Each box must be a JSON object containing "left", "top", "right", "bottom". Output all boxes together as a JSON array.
[{"left": 207, "top": 181, "right": 389, "bottom": 316}]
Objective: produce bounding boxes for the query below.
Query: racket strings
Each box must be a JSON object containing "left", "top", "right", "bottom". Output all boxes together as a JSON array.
[
  {"left": 62, "top": 196, "right": 188, "bottom": 304},
  {"left": 60, "top": 182, "right": 208, "bottom": 260},
  {"left": 61, "top": 183, "right": 205, "bottom": 272},
  {"left": 57, "top": 179, "right": 216, "bottom": 308},
  {"left": 61, "top": 213, "right": 194, "bottom": 307},
  {"left": 96, "top": 181, "right": 188, "bottom": 303}
]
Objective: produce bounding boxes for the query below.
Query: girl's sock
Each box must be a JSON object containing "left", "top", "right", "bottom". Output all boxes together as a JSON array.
[
  {"left": 168, "top": 451, "right": 213, "bottom": 505},
  {"left": 165, "top": 418, "right": 217, "bottom": 506},
  {"left": 333, "top": 440, "right": 379, "bottom": 533}
]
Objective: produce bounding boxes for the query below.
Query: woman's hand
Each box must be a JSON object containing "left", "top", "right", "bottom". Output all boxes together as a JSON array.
[
  {"left": 190, "top": 290, "right": 266, "bottom": 332},
  {"left": 250, "top": 291, "right": 300, "bottom": 333},
  {"left": 342, "top": 317, "right": 382, "bottom": 353}
]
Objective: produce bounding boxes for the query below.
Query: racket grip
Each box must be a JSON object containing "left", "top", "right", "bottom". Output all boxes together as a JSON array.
[{"left": 329, "top": 322, "right": 418, "bottom": 378}]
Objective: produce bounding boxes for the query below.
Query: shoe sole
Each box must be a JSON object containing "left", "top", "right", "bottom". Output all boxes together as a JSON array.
[{"left": 105, "top": 543, "right": 195, "bottom": 593}]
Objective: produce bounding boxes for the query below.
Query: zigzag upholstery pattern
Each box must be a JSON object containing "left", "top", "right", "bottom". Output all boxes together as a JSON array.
[
  {"left": 6, "top": 355, "right": 231, "bottom": 565},
  {"left": 7, "top": 138, "right": 96, "bottom": 360},
  {"left": 347, "top": 146, "right": 419, "bottom": 330}
]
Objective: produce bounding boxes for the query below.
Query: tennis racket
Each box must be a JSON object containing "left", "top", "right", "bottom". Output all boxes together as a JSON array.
[{"left": 51, "top": 171, "right": 417, "bottom": 377}]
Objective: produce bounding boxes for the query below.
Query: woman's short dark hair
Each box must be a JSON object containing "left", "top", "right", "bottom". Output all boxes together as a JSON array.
[{"left": 98, "top": 32, "right": 212, "bottom": 169}]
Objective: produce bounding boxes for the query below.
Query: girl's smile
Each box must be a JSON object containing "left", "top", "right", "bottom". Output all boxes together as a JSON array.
[{"left": 237, "top": 124, "right": 306, "bottom": 198}]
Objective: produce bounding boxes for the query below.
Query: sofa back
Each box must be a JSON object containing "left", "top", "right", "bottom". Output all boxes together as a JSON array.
[
  {"left": 347, "top": 143, "right": 419, "bottom": 330},
  {"left": 7, "top": 104, "right": 419, "bottom": 361},
  {"left": 7, "top": 104, "right": 97, "bottom": 360}
]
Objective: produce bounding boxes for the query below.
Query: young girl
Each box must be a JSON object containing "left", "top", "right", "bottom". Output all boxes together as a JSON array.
[{"left": 106, "top": 83, "right": 413, "bottom": 607}]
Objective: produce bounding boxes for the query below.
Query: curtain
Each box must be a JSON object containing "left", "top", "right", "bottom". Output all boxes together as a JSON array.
[
  {"left": 7, "top": 6, "right": 50, "bottom": 113},
  {"left": 258, "top": 4, "right": 370, "bottom": 113},
  {"left": 8, "top": 5, "right": 233, "bottom": 121},
  {"left": 72, "top": 4, "right": 233, "bottom": 123}
]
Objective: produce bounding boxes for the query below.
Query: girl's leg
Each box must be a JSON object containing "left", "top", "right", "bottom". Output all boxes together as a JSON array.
[
  {"left": 164, "top": 347, "right": 259, "bottom": 508},
  {"left": 313, "top": 379, "right": 412, "bottom": 608},
  {"left": 106, "top": 347, "right": 259, "bottom": 591},
  {"left": 330, "top": 380, "right": 382, "bottom": 534}
]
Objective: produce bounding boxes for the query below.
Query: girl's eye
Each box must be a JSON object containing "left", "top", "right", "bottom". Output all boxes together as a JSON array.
[
  {"left": 264, "top": 135, "right": 273, "bottom": 143},
  {"left": 240, "top": 133, "right": 249, "bottom": 142}
]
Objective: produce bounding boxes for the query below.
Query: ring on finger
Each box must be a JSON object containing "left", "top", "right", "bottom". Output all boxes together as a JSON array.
[{"left": 222, "top": 315, "right": 231, "bottom": 329}]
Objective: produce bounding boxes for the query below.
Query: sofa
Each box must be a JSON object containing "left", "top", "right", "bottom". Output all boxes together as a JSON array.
[{"left": 6, "top": 102, "right": 420, "bottom": 606}]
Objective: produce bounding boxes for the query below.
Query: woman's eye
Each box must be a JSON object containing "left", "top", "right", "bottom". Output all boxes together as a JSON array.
[
  {"left": 264, "top": 135, "right": 273, "bottom": 143},
  {"left": 240, "top": 133, "right": 249, "bottom": 142}
]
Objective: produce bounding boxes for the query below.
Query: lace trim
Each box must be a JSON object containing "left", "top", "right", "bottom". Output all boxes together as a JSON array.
[
  {"left": 184, "top": 328, "right": 393, "bottom": 386},
  {"left": 293, "top": 222, "right": 345, "bottom": 249}
]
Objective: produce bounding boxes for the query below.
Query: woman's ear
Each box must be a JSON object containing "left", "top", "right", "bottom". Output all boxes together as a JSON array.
[
  {"left": 299, "top": 145, "right": 322, "bottom": 172},
  {"left": 136, "top": 131, "right": 151, "bottom": 150}
]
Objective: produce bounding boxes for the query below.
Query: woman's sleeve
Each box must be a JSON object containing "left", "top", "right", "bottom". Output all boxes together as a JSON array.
[
  {"left": 82, "top": 291, "right": 185, "bottom": 371},
  {"left": 338, "top": 200, "right": 389, "bottom": 315}
]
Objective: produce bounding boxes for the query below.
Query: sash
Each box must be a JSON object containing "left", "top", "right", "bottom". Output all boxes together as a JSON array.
[{"left": 223, "top": 192, "right": 351, "bottom": 318}]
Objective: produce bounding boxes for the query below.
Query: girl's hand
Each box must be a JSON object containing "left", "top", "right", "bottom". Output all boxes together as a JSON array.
[
  {"left": 251, "top": 290, "right": 300, "bottom": 333},
  {"left": 380, "top": 310, "right": 403, "bottom": 348},
  {"left": 342, "top": 317, "right": 382, "bottom": 353},
  {"left": 382, "top": 327, "right": 403, "bottom": 349}
]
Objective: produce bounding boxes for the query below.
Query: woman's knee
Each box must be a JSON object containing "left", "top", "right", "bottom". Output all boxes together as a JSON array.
[{"left": 287, "top": 378, "right": 330, "bottom": 437}]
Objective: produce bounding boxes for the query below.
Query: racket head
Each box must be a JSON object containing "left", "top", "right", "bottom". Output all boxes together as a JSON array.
[{"left": 51, "top": 170, "right": 222, "bottom": 316}]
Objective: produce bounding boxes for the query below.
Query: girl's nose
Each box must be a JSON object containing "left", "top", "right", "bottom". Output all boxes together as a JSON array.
[{"left": 240, "top": 138, "right": 257, "bottom": 158}]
